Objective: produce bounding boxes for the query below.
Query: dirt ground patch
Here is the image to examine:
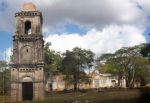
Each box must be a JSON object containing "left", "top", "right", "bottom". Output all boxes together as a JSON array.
[{"left": 1, "top": 88, "right": 150, "bottom": 103}]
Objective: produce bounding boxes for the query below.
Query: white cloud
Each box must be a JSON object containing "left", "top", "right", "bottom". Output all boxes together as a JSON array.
[
  {"left": 0, "top": 0, "right": 149, "bottom": 59},
  {"left": 46, "top": 25, "right": 146, "bottom": 56},
  {"left": 134, "top": 0, "right": 150, "bottom": 14},
  {"left": 5, "top": 47, "right": 12, "bottom": 62},
  {"left": 0, "top": 47, "right": 12, "bottom": 62},
  {"left": 0, "top": 0, "right": 147, "bottom": 32}
]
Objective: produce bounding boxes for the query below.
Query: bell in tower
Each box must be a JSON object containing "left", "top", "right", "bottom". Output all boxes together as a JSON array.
[{"left": 10, "top": 2, "right": 44, "bottom": 102}]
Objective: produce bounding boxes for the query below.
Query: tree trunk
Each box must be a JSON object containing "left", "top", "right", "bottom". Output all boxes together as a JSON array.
[
  {"left": 73, "top": 74, "right": 77, "bottom": 91},
  {"left": 118, "top": 74, "right": 122, "bottom": 87},
  {"left": 129, "top": 69, "right": 135, "bottom": 88},
  {"left": 126, "top": 76, "right": 129, "bottom": 87}
]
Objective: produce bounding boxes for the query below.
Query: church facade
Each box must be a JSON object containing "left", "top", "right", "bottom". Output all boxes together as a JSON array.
[{"left": 10, "top": 3, "right": 44, "bottom": 102}]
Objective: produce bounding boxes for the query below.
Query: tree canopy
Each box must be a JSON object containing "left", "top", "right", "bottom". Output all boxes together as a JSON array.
[
  {"left": 97, "top": 44, "right": 150, "bottom": 87},
  {"left": 0, "top": 61, "right": 10, "bottom": 94},
  {"left": 44, "top": 42, "right": 62, "bottom": 78},
  {"left": 61, "top": 47, "right": 94, "bottom": 90}
]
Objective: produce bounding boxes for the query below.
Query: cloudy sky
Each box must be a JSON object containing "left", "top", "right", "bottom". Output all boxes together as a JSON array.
[{"left": 0, "top": 0, "right": 150, "bottom": 61}]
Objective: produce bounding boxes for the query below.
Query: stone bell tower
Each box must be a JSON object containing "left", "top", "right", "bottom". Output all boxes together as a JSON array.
[{"left": 11, "top": 3, "right": 44, "bottom": 102}]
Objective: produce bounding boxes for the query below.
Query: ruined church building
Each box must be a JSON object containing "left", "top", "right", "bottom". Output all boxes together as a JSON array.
[{"left": 10, "top": 3, "right": 44, "bottom": 102}]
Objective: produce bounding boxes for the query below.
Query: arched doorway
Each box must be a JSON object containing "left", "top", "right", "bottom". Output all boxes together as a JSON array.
[
  {"left": 22, "top": 77, "right": 33, "bottom": 101},
  {"left": 22, "top": 82, "right": 33, "bottom": 100}
]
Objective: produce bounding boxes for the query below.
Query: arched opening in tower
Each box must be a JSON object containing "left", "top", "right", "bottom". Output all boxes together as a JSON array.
[
  {"left": 25, "top": 21, "right": 32, "bottom": 35},
  {"left": 22, "top": 82, "right": 33, "bottom": 101}
]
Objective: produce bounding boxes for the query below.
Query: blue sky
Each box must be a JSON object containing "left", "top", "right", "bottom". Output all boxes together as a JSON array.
[
  {"left": 0, "top": 1, "right": 7, "bottom": 12},
  {"left": 0, "top": 31, "right": 11, "bottom": 52},
  {"left": 143, "top": 16, "right": 150, "bottom": 42},
  {"left": 64, "top": 22, "right": 87, "bottom": 35},
  {"left": 0, "top": 0, "right": 150, "bottom": 61}
]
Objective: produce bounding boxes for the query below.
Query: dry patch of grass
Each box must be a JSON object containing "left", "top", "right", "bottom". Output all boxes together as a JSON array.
[
  {"left": 45, "top": 88, "right": 141, "bottom": 103},
  {"left": 0, "top": 88, "right": 143, "bottom": 103}
]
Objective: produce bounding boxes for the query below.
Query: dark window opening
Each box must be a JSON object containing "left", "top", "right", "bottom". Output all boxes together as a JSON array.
[
  {"left": 25, "top": 21, "right": 32, "bottom": 35},
  {"left": 111, "top": 80, "right": 116, "bottom": 82},
  {"left": 22, "top": 82, "right": 33, "bottom": 101},
  {"left": 26, "top": 49, "right": 28, "bottom": 52},
  {"left": 49, "top": 83, "right": 53, "bottom": 91}
]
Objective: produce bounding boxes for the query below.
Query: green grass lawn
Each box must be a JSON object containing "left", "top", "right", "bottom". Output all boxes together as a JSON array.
[{"left": 0, "top": 88, "right": 146, "bottom": 103}]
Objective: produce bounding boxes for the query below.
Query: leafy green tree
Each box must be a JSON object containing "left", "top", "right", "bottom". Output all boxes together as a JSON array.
[
  {"left": 44, "top": 42, "right": 62, "bottom": 79},
  {"left": 0, "top": 61, "right": 10, "bottom": 94},
  {"left": 61, "top": 47, "right": 94, "bottom": 91},
  {"left": 141, "top": 43, "right": 150, "bottom": 60},
  {"left": 97, "top": 44, "right": 150, "bottom": 87},
  {"left": 133, "top": 57, "right": 150, "bottom": 86}
]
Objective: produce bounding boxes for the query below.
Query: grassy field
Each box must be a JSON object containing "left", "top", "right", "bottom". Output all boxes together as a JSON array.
[
  {"left": 1, "top": 88, "right": 150, "bottom": 103},
  {"left": 44, "top": 89, "right": 140, "bottom": 103}
]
